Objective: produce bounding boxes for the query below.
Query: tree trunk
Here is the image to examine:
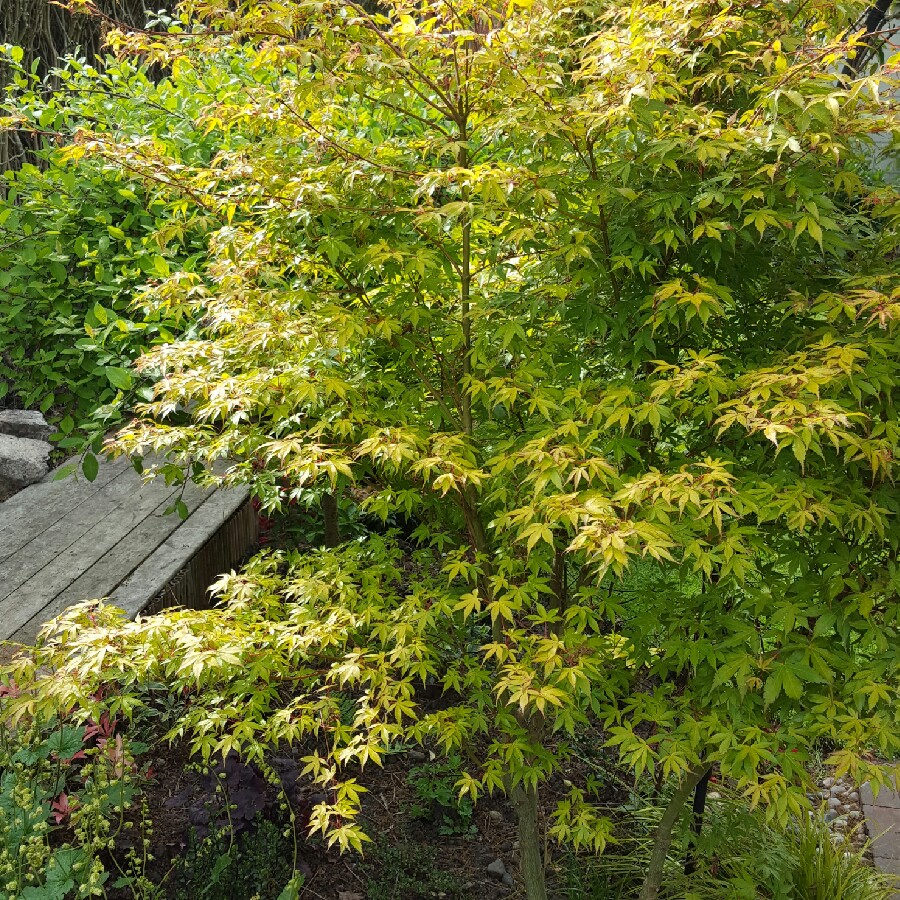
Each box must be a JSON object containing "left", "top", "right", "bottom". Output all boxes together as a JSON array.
[
  {"left": 842, "top": 0, "right": 895, "bottom": 76},
  {"left": 683, "top": 767, "right": 712, "bottom": 876},
  {"left": 638, "top": 766, "right": 706, "bottom": 900},
  {"left": 322, "top": 490, "right": 340, "bottom": 547},
  {"left": 511, "top": 781, "right": 548, "bottom": 900}
]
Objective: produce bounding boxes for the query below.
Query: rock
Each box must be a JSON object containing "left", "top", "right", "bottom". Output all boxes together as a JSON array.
[
  {"left": 827, "top": 797, "right": 842, "bottom": 810},
  {"left": 0, "top": 434, "right": 51, "bottom": 492},
  {"left": 848, "top": 791, "right": 860, "bottom": 802},
  {"left": 502, "top": 874, "right": 514, "bottom": 888},
  {"left": 0, "top": 410, "right": 52, "bottom": 442},
  {"left": 708, "top": 791, "right": 721, "bottom": 800},
  {"left": 829, "top": 786, "right": 844, "bottom": 797},
  {"left": 822, "top": 777, "right": 836, "bottom": 789},
  {"left": 825, "top": 809, "right": 840, "bottom": 822},
  {"left": 489, "top": 810, "right": 503, "bottom": 823},
  {"left": 407, "top": 749, "right": 427, "bottom": 762},
  {"left": 512, "top": 840, "right": 520, "bottom": 851},
  {"left": 487, "top": 859, "right": 508, "bottom": 881}
]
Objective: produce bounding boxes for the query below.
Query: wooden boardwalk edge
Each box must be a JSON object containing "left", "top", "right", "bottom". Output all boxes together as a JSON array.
[
  {"left": 1, "top": 454, "right": 260, "bottom": 645},
  {"left": 113, "top": 486, "right": 256, "bottom": 619}
]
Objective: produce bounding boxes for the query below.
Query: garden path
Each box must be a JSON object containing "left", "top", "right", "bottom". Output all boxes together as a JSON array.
[
  {"left": 862, "top": 774, "right": 900, "bottom": 897},
  {"left": 0, "top": 454, "right": 257, "bottom": 644}
]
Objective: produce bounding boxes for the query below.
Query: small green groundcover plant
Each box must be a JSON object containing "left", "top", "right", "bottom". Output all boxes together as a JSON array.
[
  {"left": 363, "top": 841, "right": 469, "bottom": 900},
  {"left": 1, "top": 0, "right": 900, "bottom": 899},
  {"left": 406, "top": 755, "right": 477, "bottom": 836}
]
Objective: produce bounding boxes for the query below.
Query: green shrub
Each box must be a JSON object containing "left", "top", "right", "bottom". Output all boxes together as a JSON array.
[
  {"left": 406, "top": 755, "right": 476, "bottom": 837},
  {"left": 0, "top": 156, "right": 197, "bottom": 440},
  {"left": 167, "top": 819, "right": 302, "bottom": 900},
  {"left": 0, "top": 49, "right": 223, "bottom": 448}
]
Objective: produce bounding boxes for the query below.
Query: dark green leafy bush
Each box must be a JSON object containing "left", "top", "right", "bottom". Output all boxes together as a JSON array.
[
  {"left": 0, "top": 157, "right": 198, "bottom": 441},
  {"left": 168, "top": 819, "right": 302, "bottom": 900},
  {"left": 406, "top": 755, "right": 476, "bottom": 837},
  {"left": 0, "top": 48, "right": 231, "bottom": 447}
]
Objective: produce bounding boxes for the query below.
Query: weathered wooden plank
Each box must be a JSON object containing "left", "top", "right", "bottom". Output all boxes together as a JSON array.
[
  {"left": 0, "top": 467, "right": 176, "bottom": 603},
  {"left": 113, "top": 486, "right": 250, "bottom": 619},
  {"left": 0, "top": 477, "right": 188, "bottom": 638},
  {"left": 0, "top": 455, "right": 132, "bottom": 562},
  {"left": 1, "top": 448, "right": 258, "bottom": 644},
  {"left": 11, "top": 479, "right": 214, "bottom": 644},
  {"left": 144, "top": 498, "right": 259, "bottom": 615}
]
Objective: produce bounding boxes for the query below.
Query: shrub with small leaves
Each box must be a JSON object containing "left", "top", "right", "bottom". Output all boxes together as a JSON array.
[
  {"left": 406, "top": 755, "right": 476, "bottom": 837},
  {"left": 363, "top": 841, "right": 469, "bottom": 900},
  {"left": 168, "top": 818, "right": 302, "bottom": 900}
]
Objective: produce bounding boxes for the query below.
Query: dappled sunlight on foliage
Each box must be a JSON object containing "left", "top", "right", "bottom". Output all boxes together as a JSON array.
[{"left": 1, "top": 0, "right": 899, "bottom": 896}]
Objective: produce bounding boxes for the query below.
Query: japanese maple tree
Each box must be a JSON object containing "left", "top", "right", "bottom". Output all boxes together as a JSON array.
[{"left": 6, "top": 0, "right": 900, "bottom": 897}]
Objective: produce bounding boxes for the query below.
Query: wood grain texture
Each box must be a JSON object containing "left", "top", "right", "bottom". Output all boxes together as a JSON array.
[{"left": 0, "top": 454, "right": 255, "bottom": 642}]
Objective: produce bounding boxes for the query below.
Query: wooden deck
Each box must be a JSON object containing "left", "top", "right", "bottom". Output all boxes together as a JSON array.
[{"left": 0, "top": 455, "right": 257, "bottom": 644}]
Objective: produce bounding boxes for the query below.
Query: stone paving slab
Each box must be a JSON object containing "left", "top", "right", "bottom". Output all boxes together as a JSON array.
[
  {"left": 876, "top": 857, "right": 900, "bottom": 878},
  {"left": 862, "top": 774, "right": 900, "bottom": 897},
  {"left": 864, "top": 781, "right": 900, "bottom": 810}
]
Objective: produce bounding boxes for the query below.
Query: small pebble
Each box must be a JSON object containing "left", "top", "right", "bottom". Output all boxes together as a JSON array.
[
  {"left": 827, "top": 797, "right": 842, "bottom": 810},
  {"left": 848, "top": 791, "right": 860, "bottom": 802},
  {"left": 487, "top": 859, "right": 508, "bottom": 881},
  {"left": 502, "top": 874, "right": 514, "bottom": 888},
  {"left": 822, "top": 777, "right": 835, "bottom": 789},
  {"left": 489, "top": 810, "right": 503, "bottom": 823}
]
